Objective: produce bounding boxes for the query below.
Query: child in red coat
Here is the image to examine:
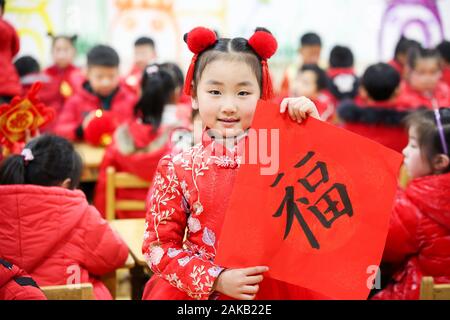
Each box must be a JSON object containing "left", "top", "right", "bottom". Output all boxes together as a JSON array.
[
  {"left": 0, "top": 135, "right": 128, "bottom": 300},
  {"left": 397, "top": 47, "right": 450, "bottom": 109},
  {"left": 94, "top": 63, "right": 179, "bottom": 219},
  {"left": 0, "top": 258, "right": 46, "bottom": 300},
  {"left": 54, "top": 45, "right": 137, "bottom": 142},
  {"left": 388, "top": 36, "right": 421, "bottom": 79},
  {"left": 141, "top": 27, "right": 327, "bottom": 301},
  {"left": 437, "top": 40, "right": 450, "bottom": 88},
  {"left": 338, "top": 63, "right": 409, "bottom": 153},
  {"left": 43, "top": 35, "right": 84, "bottom": 128},
  {"left": 0, "top": 1, "right": 21, "bottom": 104},
  {"left": 326, "top": 45, "right": 359, "bottom": 105},
  {"left": 292, "top": 64, "right": 335, "bottom": 122},
  {"left": 372, "top": 108, "right": 450, "bottom": 300}
]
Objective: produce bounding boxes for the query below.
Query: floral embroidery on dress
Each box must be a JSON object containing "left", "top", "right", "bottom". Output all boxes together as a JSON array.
[{"left": 187, "top": 216, "right": 201, "bottom": 233}]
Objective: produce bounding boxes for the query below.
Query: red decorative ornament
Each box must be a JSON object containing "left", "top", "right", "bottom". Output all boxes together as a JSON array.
[
  {"left": 0, "top": 82, "right": 55, "bottom": 152},
  {"left": 183, "top": 27, "right": 217, "bottom": 97},
  {"left": 248, "top": 30, "right": 278, "bottom": 101},
  {"left": 83, "top": 110, "right": 118, "bottom": 147}
]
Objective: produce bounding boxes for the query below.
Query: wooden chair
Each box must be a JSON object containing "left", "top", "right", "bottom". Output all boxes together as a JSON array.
[
  {"left": 105, "top": 167, "right": 151, "bottom": 221},
  {"left": 420, "top": 277, "right": 450, "bottom": 300},
  {"left": 41, "top": 283, "right": 94, "bottom": 300}
]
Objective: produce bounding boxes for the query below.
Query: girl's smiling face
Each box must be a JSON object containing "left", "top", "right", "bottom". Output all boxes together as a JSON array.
[
  {"left": 193, "top": 58, "right": 261, "bottom": 138},
  {"left": 402, "top": 125, "right": 433, "bottom": 179}
]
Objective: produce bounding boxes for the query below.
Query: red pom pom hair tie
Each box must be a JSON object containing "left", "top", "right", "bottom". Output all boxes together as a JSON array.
[
  {"left": 248, "top": 30, "right": 278, "bottom": 100},
  {"left": 183, "top": 27, "right": 218, "bottom": 96}
]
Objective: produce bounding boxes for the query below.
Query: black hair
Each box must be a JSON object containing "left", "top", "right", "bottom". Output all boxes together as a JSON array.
[
  {"left": 0, "top": 135, "right": 82, "bottom": 189},
  {"left": 49, "top": 34, "right": 77, "bottom": 48},
  {"left": 407, "top": 47, "right": 441, "bottom": 70},
  {"left": 87, "top": 45, "right": 120, "bottom": 67},
  {"left": 361, "top": 63, "right": 401, "bottom": 101},
  {"left": 134, "top": 63, "right": 176, "bottom": 130},
  {"left": 437, "top": 40, "right": 450, "bottom": 64},
  {"left": 405, "top": 108, "right": 450, "bottom": 172},
  {"left": 329, "top": 45, "right": 354, "bottom": 68},
  {"left": 394, "top": 36, "right": 421, "bottom": 60},
  {"left": 14, "top": 56, "right": 40, "bottom": 77},
  {"left": 0, "top": 0, "right": 5, "bottom": 12},
  {"left": 300, "top": 32, "right": 322, "bottom": 47},
  {"left": 300, "top": 64, "right": 328, "bottom": 91},
  {"left": 160, "top": 62, "right": 184, "bottom": 88},
  {"left": 187, "top": 27, "right": 270, "bottom": 96},
  {"left": 135, "top": 37, "right": 155, "bottom": 49}
]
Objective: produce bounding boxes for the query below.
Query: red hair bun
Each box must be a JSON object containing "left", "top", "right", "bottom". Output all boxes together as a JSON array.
[
  {"left": 185, "top": 27, "right": 217, "bottom": 54},
  {"left": 248, "top": 30, "right": 278, "bottom": 60}
]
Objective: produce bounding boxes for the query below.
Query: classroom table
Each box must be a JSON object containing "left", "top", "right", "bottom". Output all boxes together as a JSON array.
[
  {"left": 74, "top": 143, "right": 105, "bottom": 182},
  {"left": 109, "top": 218, "right": 151, "bottom": 299}
]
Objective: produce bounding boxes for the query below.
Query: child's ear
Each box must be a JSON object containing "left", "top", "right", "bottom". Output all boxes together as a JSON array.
[
  {"left": 61, "top": 178, "right": 72, "bottom": 189},
  {"left": 432, "top": 154, "right": 450, "bottom": 173},
  {"left": 391, "top": 86, "right": 401, "bottom": 100},
  {"left": 191, "top": 96, "right": 199, "bottom": 110},
  {"left": 359, "top": 87, "right": 368, "bottom": 100}
]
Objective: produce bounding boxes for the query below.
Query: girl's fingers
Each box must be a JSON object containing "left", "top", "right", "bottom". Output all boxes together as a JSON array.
[
  {"left": 239, "top": 294, "right": 256, "bottom": 301},
  {"left": 300, "top": 102, "right": 320, "bottom": 120},
  {"left": 241, "top": 285, "right": 259, "bottom": 295},
  {"left": 242, "top": 266, "right": 269, "bottom": 276},
  {"left": 244, "top": 274, "right": 264, "bottom": 285},
  {"left": 280, "top": 99, "right": 289, "bottom": 114}
]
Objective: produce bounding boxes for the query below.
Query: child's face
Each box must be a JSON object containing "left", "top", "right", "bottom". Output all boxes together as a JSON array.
[
  {"left": 87, "top": 66, "right": 120, "bottom": 97},
  {"left": 134, "top": 45, "right": 156, "bottom": 70},
  {"left": 300, "top": 45, "right": 321, "bottom": 65},
  {"left": 52, "top": 39, "right": 76, "bottom": 69},
  {"left": 293, "top": 70, "right": 318, "bottom": 98},
  {"left": 193, "top": 59, "right": 261, "bottom": 138},
  {"left": 402, "top": 126, "right": 432, "bottom": 179},
  {"left": 408, "top": 58, "right": 442, "bottom": 93}
]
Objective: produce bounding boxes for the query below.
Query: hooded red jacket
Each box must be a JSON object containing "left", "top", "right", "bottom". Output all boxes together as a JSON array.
[
  {"left": 94, "top": 120, "right": 172, "bottom": 219},
  {"left": 0, "top": 258, "right": 46, "bottom": 300},
  {"left": 397, "top": 81, "right": 450, "bottom": 109},
  {"left": 0, "top": 185, "right": 129, "bottom": 300},
  {"left": 53, "top": 83, "right": 137, "bottom": 141},
  {"left": 0, "top": 18, "right": 21, "bottom": 98},
  {"left": 337, "top": 99, "right": 409, "bottom": 152},
  {"left": 373, "top": 173, "right": 450, "bottom": 300}
]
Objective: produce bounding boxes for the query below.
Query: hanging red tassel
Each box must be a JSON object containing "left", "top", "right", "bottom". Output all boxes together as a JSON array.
[
  {"left": 261, "top": 60, "right": 274, "bottom": 101},
  {"left": 183, "top": 55, "right": 198, "bottom": 96}
]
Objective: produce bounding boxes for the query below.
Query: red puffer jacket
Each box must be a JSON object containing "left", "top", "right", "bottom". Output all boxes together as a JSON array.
[
  {"left": 94, "top": 119, "right": 172, "bottom": 219},
  {"left": 0, "top": 185, "right": 129, "bottom": 300},
  {"left": 0, "top": 258, "right": 47, "bottom": 300},
  {"left": 396, "top": 81, "right": 450, "bottom": 109},
  {"left": 53, "top": 83, "right": 137, "bottom": 141},
  {"left": 0, "top": 18, "right": 21, "bottom": 98},
  {"left": 373, "top": 173, "right": 450, "bottom": 300}
]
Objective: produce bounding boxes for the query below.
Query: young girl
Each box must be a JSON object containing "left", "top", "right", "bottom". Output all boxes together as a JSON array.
[
  {"left": 0, "top": 135, "right": 128, "bottom": 300},
  {"left": 141, "top": 27, "right": 326, "bottom": 300},
  {"left": 397, "top": 47, "right": 450, "bottom": 109},
  {"left": 372, "top": 108, "right": 450, "bottom": 300},
  {"left": 43, "top": 35, "right": 84, "bottom": 124},
  {"left": 94, "top": 63, "right": 178, "bottom": 219}
]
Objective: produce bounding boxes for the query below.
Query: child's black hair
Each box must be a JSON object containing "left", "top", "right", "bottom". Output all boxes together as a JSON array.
[
  {"left": 87, "top": 45, "right": 120, "bottom": 68},
  {"left": 300, "top": 64, "right": 328, "bottom": 91},
  {"left": 134, "top": 63, "right": 176, "bottom": 130},
  {"left": 405, "top": 108, "right": 450, "bottom": 173},
  {"left": 361, "top": 63, "right": 401, "bottom": 101},
  {"left": 300, "top": 32, "right": 322, "bottom": 47},
  {"left": 160, "top": 62, "right": 184, "bottom": 88},
  {"left": 135, "top": 37, "right": 155, "bottom": 49},
  {"left": 329, "top": 45, "right": 354, "bottom": 68},
  {"left": 14, "top": 56, "right": 40, "bottom": 78},
  {"left": 437, "top": 40, "right": 450, "bottom": 64},
  {"left": 188, "top": 27, "right": 272, "bottom": 96},
  {"left": 49, "top": 34, "right": 77, "bottom": 48},
  {"left": 394, "top": 36, "right": 421, "bottom": 60},
  {"left": 0, "top": 135, "right": 82, "bottom": 189},
  {"left": 0, "top": 0, "right": 5, "bottom": 13},
  {"left": 407, "top": 47, "right": 441, "bottom": 70}
]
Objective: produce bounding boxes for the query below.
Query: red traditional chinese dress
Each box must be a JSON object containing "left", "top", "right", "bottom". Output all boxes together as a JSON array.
[{"left": 142, "top": 132, "right": 329, "bottom": 300}]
